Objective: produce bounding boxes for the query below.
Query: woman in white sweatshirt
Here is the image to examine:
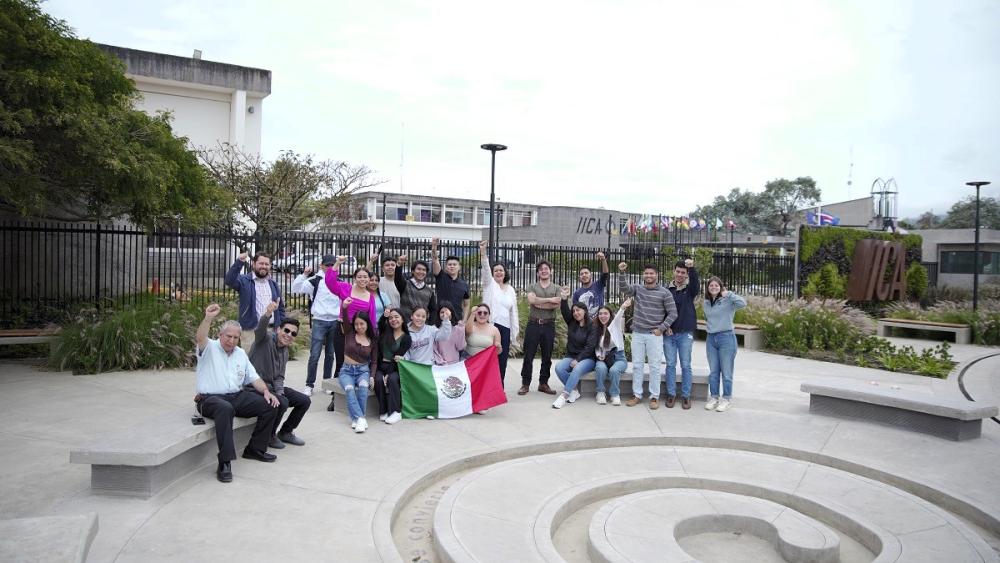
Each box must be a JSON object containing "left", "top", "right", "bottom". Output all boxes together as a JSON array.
[
  {"left": 478, "top": 240, "right": 518, "bottom": 383},
  {"left": 404, "top": 306, "right": 453, "bottom": 365},
  {"left": 591, "top": 298, "right": 631, "bottom": 406}
]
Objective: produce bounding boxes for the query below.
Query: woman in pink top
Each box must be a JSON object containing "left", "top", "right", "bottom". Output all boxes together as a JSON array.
[
  {"left": 433, "top": 301, "right": 466, "bottom": 365},
  {"left": 324, "top": 256, "right": 377, "bottom": 328}
]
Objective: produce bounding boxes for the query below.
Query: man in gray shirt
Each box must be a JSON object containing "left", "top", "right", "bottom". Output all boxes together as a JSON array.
[
  {"left": 617, "top": 261, "right": 678, "bottom": 409},
  {"left": 249, "top": 301, "right": 311, "bottom": 448}
]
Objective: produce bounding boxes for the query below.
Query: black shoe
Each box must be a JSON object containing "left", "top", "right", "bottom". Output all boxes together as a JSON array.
[
  {"left": 327, "top": 398, "right": 336, "bottom": 412},
  {"left": 242, "top": 448, "right": 277, "bottom": 462},
  {"left": 268, "top": 435, "right": 286, "bottom": 449},
  {"left": 217, "top": 461, "right": 232, "bottom": 482}
]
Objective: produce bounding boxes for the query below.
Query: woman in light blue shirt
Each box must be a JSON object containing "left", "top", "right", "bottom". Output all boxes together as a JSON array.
[{"left": 702, "top": 277, "right": 746, "bottom": 413}]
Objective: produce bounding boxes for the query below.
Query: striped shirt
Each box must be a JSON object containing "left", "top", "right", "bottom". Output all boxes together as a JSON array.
[{"left": 617, "top": 274, "right": 678, "bottom": 333}]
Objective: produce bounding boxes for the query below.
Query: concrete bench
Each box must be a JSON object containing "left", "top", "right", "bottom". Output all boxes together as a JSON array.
[
  {"left": 0, "top": 513, "right": 98, "bottom": 563},
  {"left": 70, "top": 407, "right": 255, "bottom": 497},
  {"left": 321, "top": 377, "right": 379, "bottom": 414},
  {"left": 801, "top": 377, "right": 998, "bottom": 441},
  {"left": 576, "top": 364, "right": 710, "bottom": 400},
  {"left": 696, "top": 320, "right": 763, "bottom": 350},
  {"left": 877, "top": 318, "right": 972, "bottom": 345},
  {"left": 0, "top": 328, "right": 59, "bottom": 348}
]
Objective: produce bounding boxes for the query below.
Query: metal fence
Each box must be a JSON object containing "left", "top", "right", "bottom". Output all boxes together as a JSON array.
[{"left": 0, "top": 222, "right": 796, "bottom": 328}]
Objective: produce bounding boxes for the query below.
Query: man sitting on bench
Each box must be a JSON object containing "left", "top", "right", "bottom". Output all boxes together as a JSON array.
[
  {"left": 249, "top": 300, "right": 311, "bottom": 449},
  {"left": 196, "top": 304, "right": 280, "bottom": 483}
]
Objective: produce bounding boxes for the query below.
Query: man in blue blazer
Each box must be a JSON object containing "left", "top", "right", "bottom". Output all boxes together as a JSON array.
[{"left": 225, "top": 251, "right": 285, "bottom": 350}]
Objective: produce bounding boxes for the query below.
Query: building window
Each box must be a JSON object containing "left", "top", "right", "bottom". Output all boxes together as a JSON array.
[
  {"left": 412, "top": 203, "right": 442, "bottom": 223},
  {"left": 477, "top": 208, "right": 504, "bottom": 227},
  {"left": 375, "top": 200, "right": 409, "bottom": 221},
  {"left": 445, "top": 206, "right": 474, "bottom": 225},
  {"left": 941, "top": 251, "right": 1000, "bottom": 274},
  {"left": 507, "top": 210, "right": 533, "bottom": 227}
]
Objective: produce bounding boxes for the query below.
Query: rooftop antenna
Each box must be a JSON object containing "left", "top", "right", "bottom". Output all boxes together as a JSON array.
[{"left": 847, "top": 145, "right": 854, "bottom": 199}]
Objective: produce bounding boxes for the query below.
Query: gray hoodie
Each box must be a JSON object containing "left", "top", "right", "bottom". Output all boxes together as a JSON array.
[{"left": 404, "top": 320, "right": 452, "bottom": 365}]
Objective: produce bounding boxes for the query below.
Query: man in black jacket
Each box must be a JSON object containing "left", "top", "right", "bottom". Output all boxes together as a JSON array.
[
  {"left": 663, "top": 258, "right": 699, "bottom": 409},
  {"left": 248, "top": 301, "right": 311, "bottom": 447}
]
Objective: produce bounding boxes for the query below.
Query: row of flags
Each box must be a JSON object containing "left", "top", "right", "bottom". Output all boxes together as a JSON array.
[{"left": 620, "top": 215, "right": 737, "bottom": 235}]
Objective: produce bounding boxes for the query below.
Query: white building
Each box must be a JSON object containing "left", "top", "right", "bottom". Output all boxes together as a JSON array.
[{"left": 98, "top": 44, "right": 271, "bottom": 154}]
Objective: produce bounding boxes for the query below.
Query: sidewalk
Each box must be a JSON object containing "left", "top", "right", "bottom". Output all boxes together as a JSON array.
[{"left": 0, "top": 339, "right": 998, "bottom": 561}]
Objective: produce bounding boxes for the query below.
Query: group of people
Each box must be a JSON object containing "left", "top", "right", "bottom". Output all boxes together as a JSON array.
[{"left": 196, "top": 240, "right": 745, "bottom": 482}]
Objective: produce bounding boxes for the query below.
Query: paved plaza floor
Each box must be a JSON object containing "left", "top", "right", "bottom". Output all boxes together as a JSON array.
[{"left": 1, "top": 338, "right": 998, "bottom": 562}]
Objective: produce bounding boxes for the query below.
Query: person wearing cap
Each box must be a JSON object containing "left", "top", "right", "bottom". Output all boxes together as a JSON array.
[{"left": 290, "top": 254, "right": 344, "bottom": 396}]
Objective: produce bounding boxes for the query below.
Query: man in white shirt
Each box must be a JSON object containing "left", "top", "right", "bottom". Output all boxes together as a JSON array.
[
  {"left": 290, "top": 254, "right": 343, "bottom": 397},
  {"left": 195, "top": 304, "right": 280, "bottom": 483}
]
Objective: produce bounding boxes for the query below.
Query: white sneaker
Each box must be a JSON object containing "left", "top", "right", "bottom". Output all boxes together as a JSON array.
[
  {"left": 611, "top": 395, "right": 621, "bottom": 406},
  {"left": 596, "top": 392, "right": 607, "bottom": 405},
  {"left": 568, "top": 389, "right": 581, "bottom": 403},
  {"left": 379, "top": 413, "right": 388, "bottom": 421},
  {"left": 552, "top": 393, "right": 567, "bottom": 409},
  {"left": 705, "top": 397, "right": 719, "bottom": 411},
  {"left": 426, "top": 415, "right": 435, "bottom": 420},
  {"left": 350, "top": 419, "right": 357, "bottom": 429},
  {"left": 716, "top": 399, "right": 731, "bottom": 412},
  {"left": 304, "top": 386, "right": 313, "bottom": 397},
  {"left": 386, "top": 412, "right": 402, "bottom": 424},
  {"left": 355, "top": 417, "right": 368, "bottom": 433}
]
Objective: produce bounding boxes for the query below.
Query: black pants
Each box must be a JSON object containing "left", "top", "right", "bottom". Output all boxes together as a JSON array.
[
  {"left": 374, "top": 369, "right": 401, "bottom": 416},
  {"left": 332, "top": 323, "right": 346, "bottom": 379},
  {"left": 520, "top": 321, "right": 555, "bottom": 386},
  {"left": 274, "top": 387, "right": 311, "bottom": 436},
  {"left": 199, "top": 390, "right": 278, "bottom": 462},
  {"left": 496, "top": 324, "right": 511, "bottom": 384}
]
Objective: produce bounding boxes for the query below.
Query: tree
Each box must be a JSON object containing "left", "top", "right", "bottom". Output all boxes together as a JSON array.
[
  {"left": 197, "top": 144, "right": 383, "bottom": 247},
  {"left": 939, "top": 196, "right": 1000, "bottom": 230},
  {"left": 0, "top": 0, "right": 224, "bottom": 225},
  {"left": 692, "top": 187, "right": 772, "bottom": 234},
  {"left": 914, "top": 211, "right": 939, "bottom": 229},
  {"left": 761, "top": 177, "right": 821, "bottom": 236}
]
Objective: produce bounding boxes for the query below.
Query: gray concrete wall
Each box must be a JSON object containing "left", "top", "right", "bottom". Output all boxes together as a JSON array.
[{"left": 98, "top": 44, "right": 272, "bottom": 95}]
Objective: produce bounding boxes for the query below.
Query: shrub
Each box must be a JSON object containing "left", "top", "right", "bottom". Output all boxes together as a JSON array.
[
  {"left": 883, "top": 299, "right": 1000, "bottom": 346},
  {"left": 802, "top": 263, "right": 846, "bottom": 300},
  {"left": 905, "top": 263, "right": 929, "bottom": 301}
]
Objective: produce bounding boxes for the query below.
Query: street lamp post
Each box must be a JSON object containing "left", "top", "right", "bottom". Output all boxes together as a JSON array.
[
  {"left": 967, "top": 181, "right": 991, "bottom": 312},
  {"left": 481, "top": 144, "right": 507, "bottom": 261}
]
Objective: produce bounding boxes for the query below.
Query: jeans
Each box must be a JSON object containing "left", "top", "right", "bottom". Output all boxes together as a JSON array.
[
  {"left": 338, "top": 363, "right": 370, "bottom": 420},
  {"left": 306, "top": 319, "right": 343, "bottom": 388},
  {"left": 707, "top": 330, "right": 737, "bottom": 399},
  {"left": 555, "top": 357, "right": 596, "bottom": 395},
  {"left": 664, "top": 331, "right": 695, "bottom": 398},
  {"left": 631, "top": 332, "right": 664, "bottom": 398},
  {"left": 594, "top": 350, "right": 626, "bottom": 397},
  {"left": 496, "top": 324, "right": 511, "bottom": 384},
  {"left": 520, "top": 321, "right": 555, "bottom": 386}
]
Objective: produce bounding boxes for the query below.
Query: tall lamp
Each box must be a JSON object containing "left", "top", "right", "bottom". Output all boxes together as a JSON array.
[
  {"left": 966, "top": 181, "right": 991, "bottom": 311},
  {"left": 481, "top": 144, "right": 507, "bottom": 261}
]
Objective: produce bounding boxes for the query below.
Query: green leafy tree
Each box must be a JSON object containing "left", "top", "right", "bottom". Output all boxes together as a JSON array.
[
  {"left": 197, "top": 144, "right": 383, "bottom": 247},
  {"left": 906, "top": 262, "right": 928, "bottom": 301},
  {"left": 761, "top": 177, "right": 821, "bottom": 236},
  {"left": 938, "top": 196, "right": 1000, "bottom": 230},
  {"left": 692, "top": 187, "right": 773, "bottom": 234},
  {"left": 0, "top": 0, "right": 224, "bottom": 225},
  {"left": 914, "top": 211, "right": 939, "bottom": 229}
]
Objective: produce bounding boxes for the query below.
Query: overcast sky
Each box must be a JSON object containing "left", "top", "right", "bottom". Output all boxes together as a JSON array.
[{"left": 46, "top": 0, "right": 1000, "bottom": 218}]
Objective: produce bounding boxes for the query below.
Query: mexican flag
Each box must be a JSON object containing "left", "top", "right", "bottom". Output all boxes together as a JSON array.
[{"left": 399, "top": 346, "right": 507, "bottom": 419}]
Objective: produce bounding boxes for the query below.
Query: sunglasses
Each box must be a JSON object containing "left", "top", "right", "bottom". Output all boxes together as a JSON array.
[
  {"left": 282, "top": 328, "right": 298, "bottom": 337},
  {"left": 476, "top": 310, "right": 490, "bottom": 316}
]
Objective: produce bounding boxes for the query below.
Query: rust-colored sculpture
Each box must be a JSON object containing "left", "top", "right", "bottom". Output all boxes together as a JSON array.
[{"left": 846, "top": 239, "right": 906, "bottom": 301}]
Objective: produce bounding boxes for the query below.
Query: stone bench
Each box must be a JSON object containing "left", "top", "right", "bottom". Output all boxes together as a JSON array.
[
  {"left": 576, "top": 365, "right": 710, "bottom": 401},
  {"left": 801, "top": 377, "right": 998, "bottom": 441},
  {"left": 696, "top": 320, "right": 763, "bottom": 350},
  {"left": 0, "top": 513, "right": 99, "bottom": 563},
  {"left": 70, "top": 407, "right": 255, "bottom": 497},
  {"left": 321, "top": 377, "right": 379, "bottom": 414},
  {"left": 877, "top": 318, "right": 972, "bottom": 345}
]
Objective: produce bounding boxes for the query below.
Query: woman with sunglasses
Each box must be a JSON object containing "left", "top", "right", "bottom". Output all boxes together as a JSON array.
[
  {"left": 375, "top": 309, "right": 410, "bottom": 425},
  {"left": 339, "top": 306, "right": 377, "bottom": 433},
  {"left": 591, "top": 298, "right": 631, "bottom": 406},
  {"left": 433, "top": 301, "right": 466, "bottom": 365},
  {"left": 478, "top": 240, "right": 518, "bottom": 383},
  {"left": 465, "top": 303, "right": 502, "bottom": 358},
  {"left": 552, "top": 287, "right": 600, "bottom": 409}
]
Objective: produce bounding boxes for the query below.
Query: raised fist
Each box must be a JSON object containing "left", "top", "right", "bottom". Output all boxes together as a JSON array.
[
  {"left": 560, "top": 286, "right": 571, "bottom": 300},
  {"left": 431, "top": 237, "right": 440, "bottom": 247},
  {"left": 303, "top": 265, "right": 314, "bottom": 276},
  {"left": 596, "top": 251, "right": 605, "bottom": 260},
  {"left": 397, "top": 254, "right": 408, "bottom": 264},
  {"left": 478, "top": 240, "right": 488, "bottom": 252},
  {"left": 621, "top": 297, "right": 633, "bottom": 309},
  {"left": 618, "top": 262, "right": 628, "bottom": 272},
  {"left": 238, "top": 252, "right": 249, "bottom": 262},
  {"left": 205, "top": 303, "right": 221, "bottom": 318},
  {"left": 439, "top": 307, "right": 452, "bottom": 321},
  {"left": 265, "top": 299, "right": 280, "bottom": 315},
  {"left": 342, "top": 297, "right": 354, "bottom": 308},
  {"left": 685, "top": 258, "right": 694, "bottom": 268}
]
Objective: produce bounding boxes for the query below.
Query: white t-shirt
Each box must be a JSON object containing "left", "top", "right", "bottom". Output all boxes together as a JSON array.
[{"left": 196, "top": 339, "right": 260, "bottom": 394}]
